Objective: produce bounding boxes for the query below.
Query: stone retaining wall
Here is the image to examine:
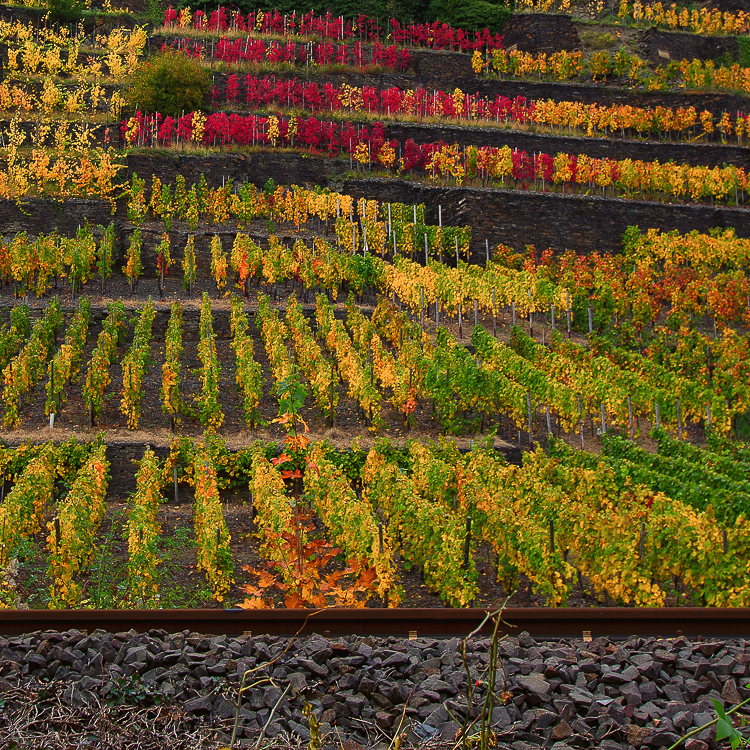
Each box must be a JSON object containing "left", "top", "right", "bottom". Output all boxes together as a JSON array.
[
  {"left": 342, "top": 177, "right": 750, "bottom": 254},
  {"left": 2, "top": 153, "right": 748, "bottom": 259}
]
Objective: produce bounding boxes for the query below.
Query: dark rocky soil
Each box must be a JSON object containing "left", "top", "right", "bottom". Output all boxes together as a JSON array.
[{"left": 1, "top": 628, "right": 748, "bottom": 749}]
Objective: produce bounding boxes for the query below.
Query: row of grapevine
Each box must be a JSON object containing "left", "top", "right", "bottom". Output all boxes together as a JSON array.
[
  {"left": 161, "top": 302, "right": 184, "bottom": 424},
  {"left": 304, "top": 445, "right": 398, "bottom": 602},
  {"left": 45, "top": 296, "right": 91, "bottom": 417},
  {"left": 229, "top": 295, "right": 263, "bottom": 429},
  {"left": 0, "top": 307, "right": 30, "bottom": 369},
  {"left": 598, "top": 434, "right": 750, "bottom": 524},
  {"left": 653, "top": 428, "right": 750, "bottom": 484},
  {"left": 83, "top": 301, "right": 127, "bottom": 423},
  {"left": 285, "top": 295, "right": 337, "bottom": 424},
  {"left": 362, "top": 445, "right": 478, "bottom": 607},
  {"left": 0, "top": 446, "right": 57, "bottom": 568},
  {"left": 46, "top": 445, "right": 109, "bottom": 608},
  {"left": 126, "top": 447, "right": 163, "bottom": 607},
  {"left": 256, "top": 293, "right": 293, "bottom": 384},
  {"left": 192, "top": 444, "right": 233, "bottom": 601},
  {"left": 614, "top": 0, "right": 749, "bottom": 35},
  {"left": 2, "top": 299, "right": 63, "bottom": 428},
  {"left": 248, "top": 445, "right": 297, "bottom": 565},
  {"left": 519, "top": 0, "right": 750, "bottom": 36},
  {"left": 158, "top": 36, "right": 411, "bottom": 71},
  {"left": 162, "top": 7, "right": 504, "bottom": 51},
  {"left": 123, "top": 173, "right": 443, "bottom": 247},
  {"left": 197, "top": 294, "right": 224, "bottom": 431},
  {"left": 623, "top": 227, "right": 750, "bottom": 271},
  {"left": 120, "top": 300, "right": 156, "bottom": 430},
  {"left": 316, "top": 293, "right": 382, "bottom": 427},
  {"left": 480, "top": 47, "right": 750, "bottom": 97}
]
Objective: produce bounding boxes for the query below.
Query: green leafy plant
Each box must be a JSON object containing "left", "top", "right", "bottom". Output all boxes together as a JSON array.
[
  {"left": 582, "top": 31, "right": 617, "bottom": 49},
  {"left": 667, "top": 696, "right": 750, "bottom": 750},
  {"left": 428, "top": 0, "right": 511, "bottom": 34},
  {"left": 714, "top": 699, "right": 749, "bottom": 749},
  {"left": 276, "top": 369, "right": 308, "bottom": 441},
  {"left": 126, "top": 51, "right": 209, "bottom": 117},
  {"left": 46, "top": 0, "right": 84, "bottom": 23}
]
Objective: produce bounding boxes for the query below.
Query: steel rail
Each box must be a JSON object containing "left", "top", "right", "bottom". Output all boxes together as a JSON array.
[{"left": 0, "top": 608, "right": 748, "bottom": 638}]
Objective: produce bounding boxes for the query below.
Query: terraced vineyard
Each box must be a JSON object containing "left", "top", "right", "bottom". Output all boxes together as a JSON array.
[{"left": 0, "top": 0, "right": 748, "bottom": 613}]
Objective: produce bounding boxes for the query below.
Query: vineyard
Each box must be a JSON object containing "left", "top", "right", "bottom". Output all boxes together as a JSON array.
[{"left": 0, "top": 0, "right": 749, "bottom": 615}]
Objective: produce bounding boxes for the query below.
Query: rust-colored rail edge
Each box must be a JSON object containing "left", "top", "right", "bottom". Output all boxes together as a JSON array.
[{"left": 0, "top": 608, "right": 748, "bottom": 639}]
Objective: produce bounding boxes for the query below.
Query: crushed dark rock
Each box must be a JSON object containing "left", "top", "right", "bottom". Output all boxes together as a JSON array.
[{"left": 1, "top": 629, "right": 749, "bottom": 749}]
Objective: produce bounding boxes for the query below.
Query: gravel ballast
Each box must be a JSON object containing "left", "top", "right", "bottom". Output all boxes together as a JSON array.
[{"left": 0, "top": 627, "right": 748, "bottom": 749}]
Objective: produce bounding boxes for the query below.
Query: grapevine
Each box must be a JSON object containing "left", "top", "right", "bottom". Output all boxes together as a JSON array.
[
  {"left": 47, "top": 444, "right": 109, "bottom": 608},
  {"left": 0, "top": 445, "right": 56, "bottom": 568},
  {"left": 197, "top": 293, "right": 224, "bottom": 431},
  {"left": 123, "top": 228, "right": 143, "bottom": 293},
  {"left": 161, "top": 301, "right": 184, "bottom": 423},
  {"left": 2, "top": 298, "right": 63, "bottom": 428},
  {"left": 305, "top": 445, "right": 398, "bottom": 603},
  {"left": 83, "top": 301, "right": 126, "bottom": 422},
  {"left": 192, "top": 443, "right": 233, "bottom": 601},
  {"left": 126, "top": 447, "right": 163, "bottom": 607},
  {"left": 229, "top": 294, "right": 262, "bottom": 429},
  {"left": 285, "top": 294, "right": 338, "bottom": 423},
  {"left": 45, "top": 296, "right": 91, "bottom": 416},
  {"left": 121, "top": 300, "right": 155, "bottom": 430},
  {"left": 210, "top": 235, "right": 228, "bottom": 291}
]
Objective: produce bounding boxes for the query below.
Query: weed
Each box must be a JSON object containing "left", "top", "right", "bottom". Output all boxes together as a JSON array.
[
  {"left": 12, "top": 538, "right": 51, "bottom": 609},
  {"left": 85, "top": 511, "right": 128, "bottom": 608},
  {"left": 582, "top": 30, "right": 616, "bottom": 49},
  {"left": 105, "top": 676, "right": 167, "bottom": 706},
  {"left": 158, "top": 525, "right": 214, "bottom": 607}
]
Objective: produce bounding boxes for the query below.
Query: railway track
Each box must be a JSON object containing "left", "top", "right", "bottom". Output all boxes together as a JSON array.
[{"left": 1, "top": 607, "right": 748, "bottom": 639}]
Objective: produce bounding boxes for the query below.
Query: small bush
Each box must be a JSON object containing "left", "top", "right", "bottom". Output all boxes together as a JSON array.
[
  {"left": 263, "top": 178, "right": 277, "bottom": 196},
  {"left": 428, "top": 0, "right": 511, "bottom": 35},
  {"left": 582, "top": 31, "right": 616, "bottom": 49},
  {"left": 736, "top": 36, "right": 750, "bottom": 67},
  {"left": 46, "top": 0, "right": 84, "bottom": 23},
  {"left": 126, "top": 51, "right": 209, "bottom": 117}
]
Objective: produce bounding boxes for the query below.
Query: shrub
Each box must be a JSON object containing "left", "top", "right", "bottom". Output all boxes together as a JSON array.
[
  {"left": 737, "top": 36, "right": 750, "bottom": 67},
  {"left": 46, "top": 0, "right": 84, "bottom": 23},
  {"left": 126, "top": 51, "right": 209, "bottom": 118},
  {"left": 582, "top": 31, "right": 617, "bottom": 50},
  {"left": 428, "top": 0, "right": 511, "bottom": 35}
]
